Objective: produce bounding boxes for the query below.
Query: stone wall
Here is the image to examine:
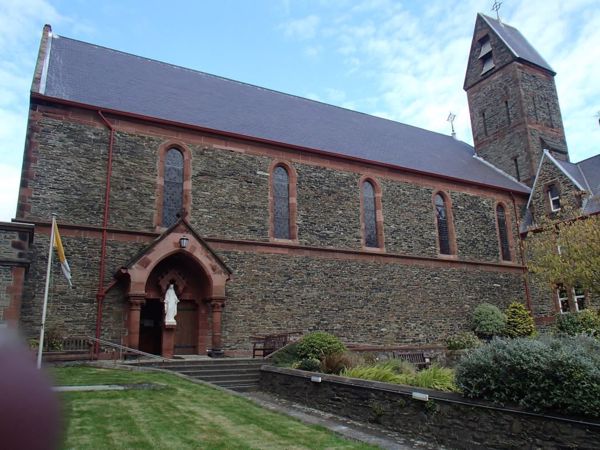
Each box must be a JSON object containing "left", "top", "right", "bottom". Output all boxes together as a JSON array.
[
  {"left": 15, "top": 106, "right": 530, "bottom": 349},
  {"left": 260, "top": 366, "right": 600, "bottom": 450},
  {"left": 21, "top": 116, "right": 523, "bottom": 263},
  {"left": 219, "top": 250, "right": 525, "bottom": 352},
  {"left": 464, "top": 16, "right": 568, "bottom": 186}
]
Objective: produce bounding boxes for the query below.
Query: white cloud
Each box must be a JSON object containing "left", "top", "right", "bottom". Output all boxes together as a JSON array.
[
  {"left": 280, "top": 15, "right": 321, "bottom": 40},
  {"left": 0, "top": 163, "right": 20, "bottom": 221}
]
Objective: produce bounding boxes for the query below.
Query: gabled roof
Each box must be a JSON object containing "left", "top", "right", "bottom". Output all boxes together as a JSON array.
[
  {"left": 479, "top": 14, "right": 555, "bottom": 74},
  {"left": 119, "top": 218, "right": 232, "bottom": 276},
  {"left": 526, "top": 150, "right": 600, "bottom": 215},
  {"left": 36, "top": 29, "right": 530, "bottom": 194}
]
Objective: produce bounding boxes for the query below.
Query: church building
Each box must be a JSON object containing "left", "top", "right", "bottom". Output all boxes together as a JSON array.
[{"left": 0, "top": 13, "right": 595, "bottom": 357}]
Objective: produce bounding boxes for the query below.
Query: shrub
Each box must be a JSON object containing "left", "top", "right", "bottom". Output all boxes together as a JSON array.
[
  {"left": 375, "top": 358, "right": 416, "bottom": 375},
  {"left": 342, "top": 365, "right": 404, "bottom": 384},
  {"left": 455, "top": 336, "right": 600, "bottom": 417},
  {"left": 295, "top": 358, "right": 322, "bottom": 372},
  {"left": 446, "top": 331, "right": 481, "bottom": 350},
  {"left": 411, "top": 366, "right": 458, "bottom": 392},
  {"left": 342, "top": 362, "right": 457, "bottom": 392},
  {"left": 321, "top": 352, "right": 363, "bottom": 374},
  {"left": 471, "top": 303, "right": 506, "bottom": 338},
  {"left": 270, "top": 342, "right": 299, "bottom": 367},
  {"left": 296, "top": 332, "right": 346, "bottom": 360},
  {"left": 556, "top": 309, "right": 600, "bottom": 337},
  {"left": 504, "top": 302, "right": 536, "bottom": 338}
]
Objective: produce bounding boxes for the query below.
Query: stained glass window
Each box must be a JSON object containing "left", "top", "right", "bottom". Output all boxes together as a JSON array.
[
  {"left": 435, "top": 194, "right": 451, "bottom": 255},
  {"left": 162, "top": 148, "right": 183, "bottom": 227},
  {"left": 496, "top": 204, "right": 511, "bottom": 261},
  {"left": 273, "top": 166, "right": 290, "bottom": 239},
  {"left": 362, "top": 181, "right": 378, "bottom": 248}
]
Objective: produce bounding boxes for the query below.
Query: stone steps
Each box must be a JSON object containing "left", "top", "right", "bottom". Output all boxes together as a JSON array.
[{"left": 133, "top": 358, "right": 264, "bottom": 392}]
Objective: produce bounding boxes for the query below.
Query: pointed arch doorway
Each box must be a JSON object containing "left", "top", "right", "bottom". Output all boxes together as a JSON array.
[{"left": 121, "top": 219, "right": 231, "bottom": 358}]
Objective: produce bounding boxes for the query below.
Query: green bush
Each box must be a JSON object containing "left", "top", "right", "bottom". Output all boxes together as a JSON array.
[
  {"left": 446, "top": 331, "right": 481, "bottom": 350},
  {"left": 295, "top": 358, "right": 322, "bottom": 372},
  {"left": 556, "top": 309, "right": 600, "bottom": 337},
  {"left": 376, "top": 358, "right": 417, "bottom": 375},
  {"left": 342, "top": 365, "right": 404, "bottom": 384},
  {"left": 471, "top": 303, "right": 506, "bottom": 338},
  {"left": 296, "top": 332, "right": 346, "bottom": 360},
  {"left": 504, "top": 302, "right": 536, "bottom": 338},
  {"left": 410, "top": 366, "right": 457, "bottom": 392},
  {"left": 455, "top": 335, "right": 600, "bottom": 417},
  {"left": 270, "top": 342, "right": 300, "bottom": 367}
]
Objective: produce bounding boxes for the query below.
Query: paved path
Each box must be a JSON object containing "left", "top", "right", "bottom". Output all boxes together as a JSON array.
[{"left": 243, "top": 391, "right": 447, "bottom": 450}]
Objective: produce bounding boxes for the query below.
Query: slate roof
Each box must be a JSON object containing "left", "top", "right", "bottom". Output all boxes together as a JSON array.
[
  {"left": 40, "top": 32, "right": 529, "bottom": 194},
  {"left": 577, "top": 155, "right": 600, "bottom": 195},
  {"left": 480, "top": 14, "right": 555, "bottom": 74}
]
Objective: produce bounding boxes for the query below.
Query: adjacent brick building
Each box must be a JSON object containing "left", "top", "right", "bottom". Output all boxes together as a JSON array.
[{"left": 1, "top": 13, "right": 594, "bottom": 356}]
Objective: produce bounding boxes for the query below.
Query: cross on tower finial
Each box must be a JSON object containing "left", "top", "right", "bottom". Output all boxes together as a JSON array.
[
  {"left": 492, "top": 1, "right": 503, "bottom": 22},
  {"left": 447, "top": 112, "right": 457, "bottom": 138}
]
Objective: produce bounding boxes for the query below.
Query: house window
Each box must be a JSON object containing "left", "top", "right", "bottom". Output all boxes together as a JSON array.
[
  {"left": 505, "top": 100, "right": 511, "bottom": 125},
  {"left": 273, "top": 165, "right": 291, "bottom": 239},
  {"left": 478, "top": 35, "right": 494, "bottom": 75},
  {"left": 573, "top": 286, "right": 586, "bottom": 311},
  {"left": 557, "top": 285, "right": 569, "bottom": 314},
  {"left": 362, "top": 180, "right": 379, "bottom": 248},
  {"left": 162, "top": 148, "right": 184, "bottom": 227},
  {"left": 434, "top": 193, "right": 453, "bottom": 255},
  {"left": 496, "top": 204, "right": 511, "bottom": 261},
  {"left": 548, "top": 184, "right": 561, "bottom": 212},
  {"left": 481, "top": 111, "right": 489, "bottom": 137}
]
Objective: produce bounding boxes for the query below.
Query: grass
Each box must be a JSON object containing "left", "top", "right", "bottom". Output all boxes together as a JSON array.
[
  {"left": 50, "top": 366, "right": 376, "bottom": 450},
  {"left": 342, "top": 362, "right": 459, "bottom": 393}
]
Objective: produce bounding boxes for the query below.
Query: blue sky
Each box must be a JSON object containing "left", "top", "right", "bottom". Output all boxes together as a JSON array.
[{"left": 1, "top": 0, "right": 599, "bottom": 220}]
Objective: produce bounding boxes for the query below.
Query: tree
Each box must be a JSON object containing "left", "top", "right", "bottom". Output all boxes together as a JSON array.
[
  {"left": 504, "top": 301, "right": 536, "bottom": 337},
  {"left": 526, "top": 211, "right": 600, "bottom": 295}
]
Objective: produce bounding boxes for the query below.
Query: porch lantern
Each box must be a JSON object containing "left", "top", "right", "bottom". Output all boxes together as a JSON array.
[{"left": 179, "top": 236, "right": 189, "bottom": 249}]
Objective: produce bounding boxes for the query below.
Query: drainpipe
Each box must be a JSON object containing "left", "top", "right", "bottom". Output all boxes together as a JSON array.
[
  {"left": 95, "top": 111, "right": 115, "bottom": 356},
  {"left": 510, "top": 192, "right": 532, "bottom": 312}
]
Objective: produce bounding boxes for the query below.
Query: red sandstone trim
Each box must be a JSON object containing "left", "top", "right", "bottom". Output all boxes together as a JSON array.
[
  {"left": 3, "top": 267, "right": 26, "bottom": 325},
  {"left": 358, "top": 176, "right": 385, "bottom": 252},
  {"left": 268, "top": 160, "right": 298, "bottom": 242},
  {"left": 29, "top": 221, "right": 526, "bottom": 273},
  {"left": 29, "top": 94, "right": 530, "bottom": 196},
  {"left": 154, "top": 141, "right": 193, "bottom": 230}
]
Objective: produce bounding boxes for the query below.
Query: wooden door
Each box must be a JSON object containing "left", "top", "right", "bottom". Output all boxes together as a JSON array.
[
  {"left": 174, "top": 301, "right": 198, "bottom": 355},
  {"left": 139, "top": 300, "right": 162, "bottom": 355}
]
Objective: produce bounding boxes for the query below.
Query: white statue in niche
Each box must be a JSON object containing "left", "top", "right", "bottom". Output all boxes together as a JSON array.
[{"left": 164, "top": 283, "right": 179, "bottom": 326}]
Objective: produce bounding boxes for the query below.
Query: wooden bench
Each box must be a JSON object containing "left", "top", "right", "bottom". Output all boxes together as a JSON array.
[
  {"left": 392, "top": 351, "right": 431, "bottom": 370},
  {"left": 251, "top": 332, "right": 301, "bottom": 358}
]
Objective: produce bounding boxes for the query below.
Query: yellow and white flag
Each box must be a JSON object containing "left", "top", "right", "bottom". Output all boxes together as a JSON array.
[{"left": 53, "top": 221, "right": 72, "bottom": 287}]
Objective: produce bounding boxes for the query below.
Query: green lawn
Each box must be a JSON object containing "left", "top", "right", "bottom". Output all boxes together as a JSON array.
[{"left": 50, "top": 366, "right": 376, "bottom": 450}]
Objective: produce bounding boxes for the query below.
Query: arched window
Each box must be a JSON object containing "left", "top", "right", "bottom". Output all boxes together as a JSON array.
[
  {"left": 362, "top": 180, "right": 379, "bottom": 248},
  {"left": 273, "top": 165, "right": 291, "bottom": 239},
  {"left": 162, "top": 148, "right": 184, "bottom": 227},
  {"left": 496, "top": 204, "right": 511, "bottom": 261},
  {"left": 434, "top": 193, "right": 453, "bottom": 255}
]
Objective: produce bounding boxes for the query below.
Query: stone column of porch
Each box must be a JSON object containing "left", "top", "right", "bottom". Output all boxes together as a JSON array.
[
  {"left": 208, "top": 296, "right": 225, "bottom": 357},
  {"left": 127, "top": 295, "right": 145, "bottom": 350}
]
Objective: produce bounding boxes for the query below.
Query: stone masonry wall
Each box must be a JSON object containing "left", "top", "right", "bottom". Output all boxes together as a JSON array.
[
  {"left": 21, "top": 116, "right": 522, "bottom": 263},
  {"left": 261, "top": 367, "right": 600, "bottom": 450},
  {"left": 17, "top": 108, "right": 530, "bottom": 348},
  {"left": 219, "top": 250, "right": 525, "bottom": 352},
  {"left": 0, "top": 225, "right": 32, "bottom": 322}
]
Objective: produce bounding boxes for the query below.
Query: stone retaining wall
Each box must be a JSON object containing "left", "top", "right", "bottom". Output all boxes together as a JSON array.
[{"left": 260, "top": 366, "right": 600, "bottom": 450}]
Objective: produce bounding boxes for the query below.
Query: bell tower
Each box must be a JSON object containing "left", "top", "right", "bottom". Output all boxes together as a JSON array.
[{"left": 464, "top": 13, "right": 569, "bottom": 186}]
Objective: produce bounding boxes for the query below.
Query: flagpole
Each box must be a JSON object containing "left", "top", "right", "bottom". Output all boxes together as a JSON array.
[{"left": 37, "top": 213, "right": 57, "bottom": 369}]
